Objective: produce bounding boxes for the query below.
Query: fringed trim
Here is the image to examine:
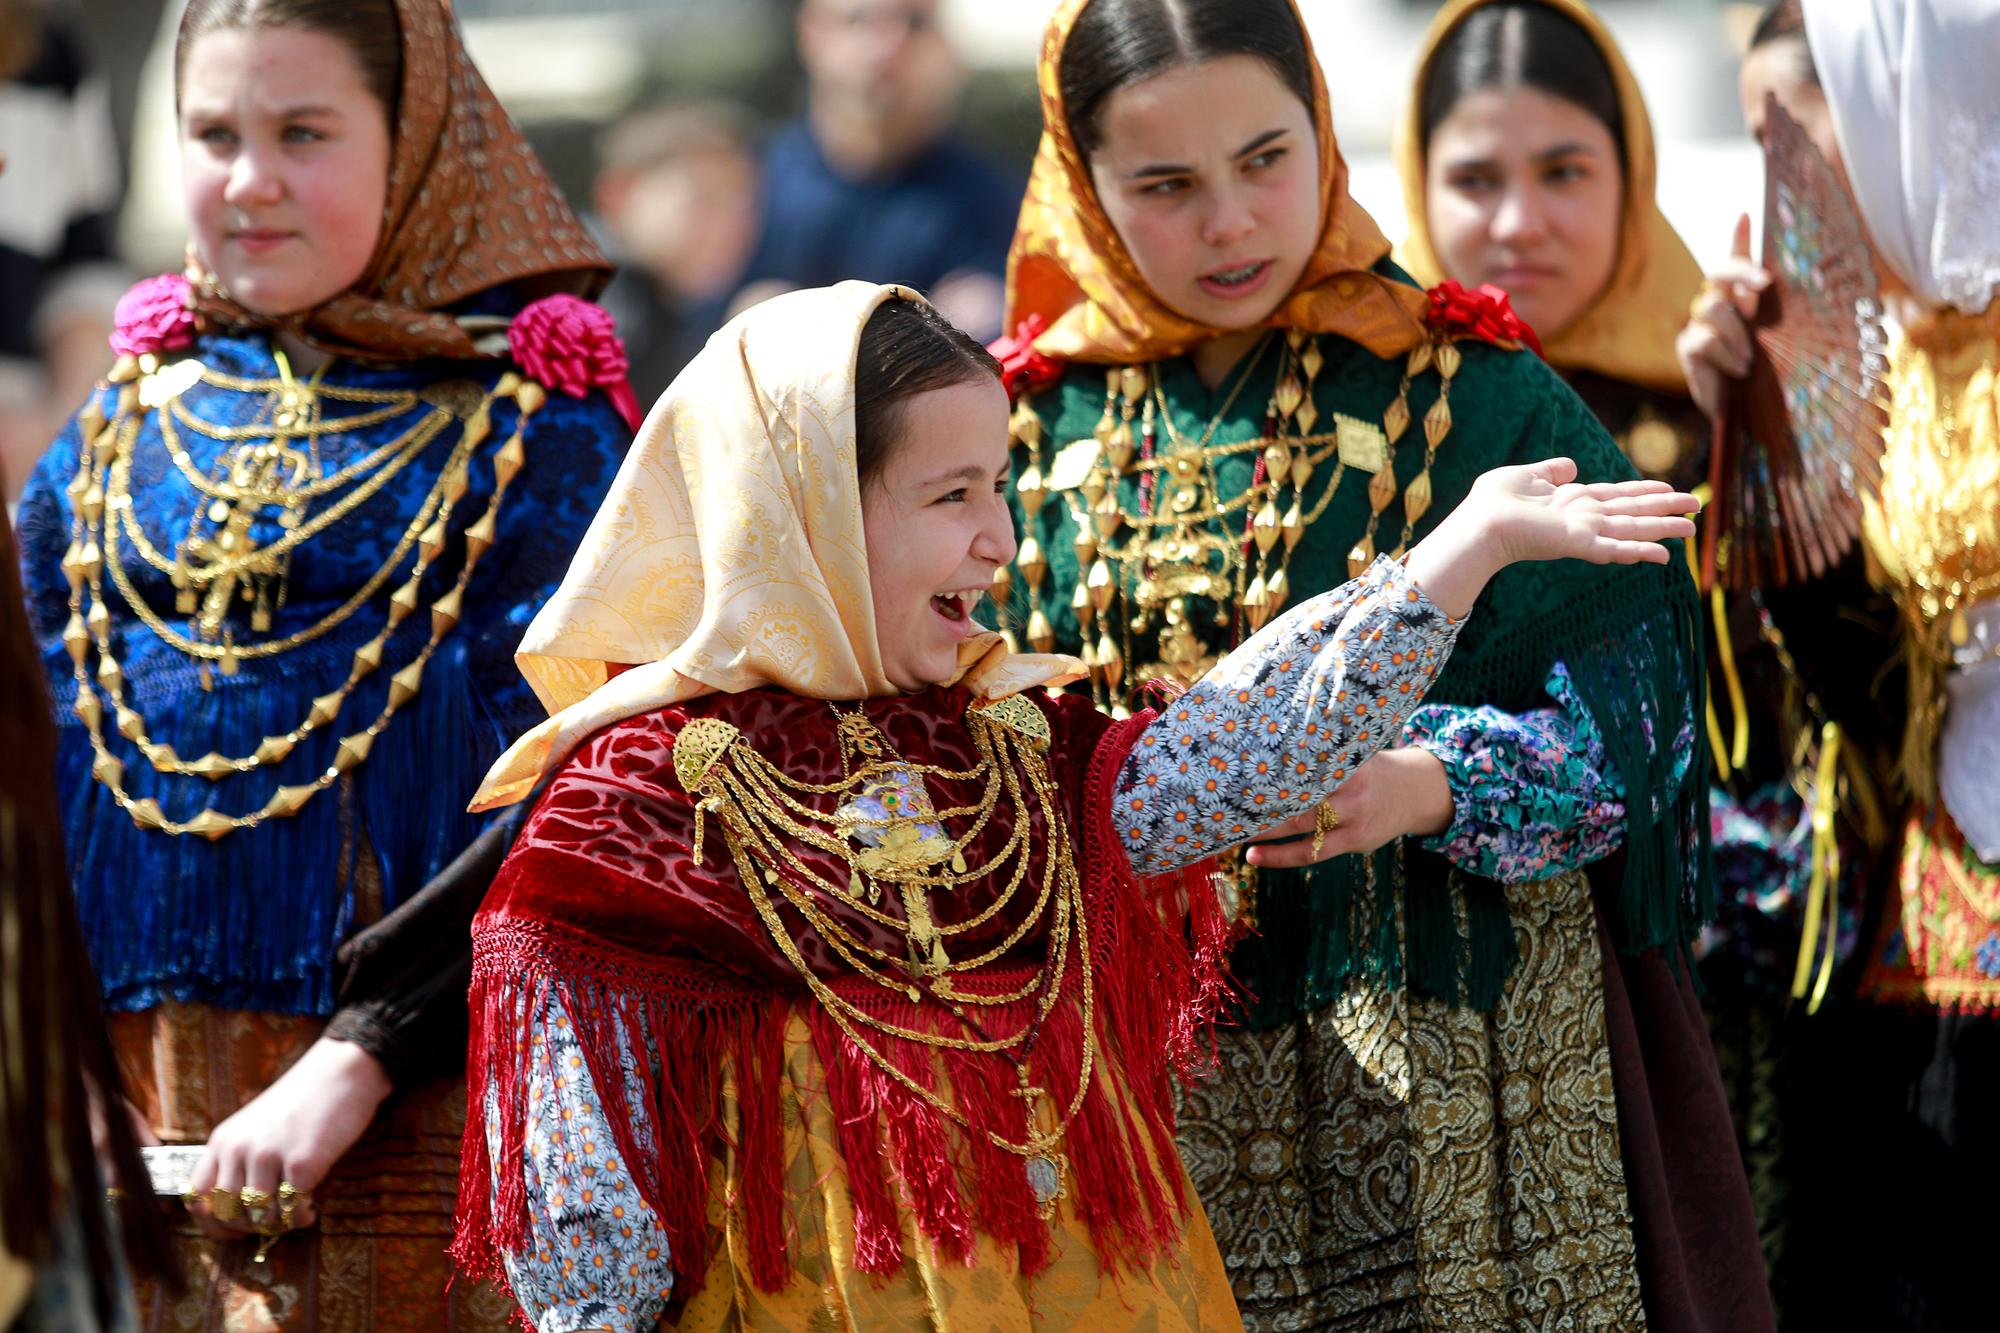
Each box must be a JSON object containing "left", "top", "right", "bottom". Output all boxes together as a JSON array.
[
  {"left": 452, "top": 923, "right": 749, "bottom": 1303},
  {"left": 1238, "top": 561, "right": 1715, "bottom": 1023},
  {"left": 454, "top": 869, "right": 1227, "bottom": 1304},
  {"left": 1247, "top": 846, "right": 1522, "bottom": 1017},
  {"left": 1562, "top": 578, "right": 1716, "bottom": 959},
  {"left": 61, "top": 630, "right": 494, "bottom": 1014}
]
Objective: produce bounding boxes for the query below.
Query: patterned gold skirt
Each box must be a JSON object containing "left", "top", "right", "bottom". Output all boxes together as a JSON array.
[
  {"left": 111, "top": 1002, "right": 517, "bottom": 1332},
  {"left": 1174, "top": 871, "right": 1645, "bottom": 1331},
  {"left": 672, "top": 1010, "right": 1242, "bottom": 1332}
]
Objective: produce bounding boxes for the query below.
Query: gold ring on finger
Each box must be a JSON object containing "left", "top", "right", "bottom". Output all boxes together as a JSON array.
[
  {"left": 1310, "top": 801, "right": 1341, "bottom": 858},
  {"left": 276, "top": 1181, "right": 304, "bottom": 1230}
]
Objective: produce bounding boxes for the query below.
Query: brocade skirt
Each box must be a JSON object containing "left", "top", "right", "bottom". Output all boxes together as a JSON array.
[
  {"left": 1174, "top": 869, "right": 1770, "bottom": 1331},
  {"left": 110, "top": 1002, "right": 516, "bottom": 1332}
]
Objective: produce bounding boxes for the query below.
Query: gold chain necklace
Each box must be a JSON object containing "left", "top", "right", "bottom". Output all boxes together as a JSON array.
[
  {"left": 1004, "top": 333, "right": 1460, "bottom": 716},
  {"left": 674, "top": 694, "right": 1090, "bottom": 1216},
  {"left": 57, "top": 353, "right": 551, "bottom": 837}
]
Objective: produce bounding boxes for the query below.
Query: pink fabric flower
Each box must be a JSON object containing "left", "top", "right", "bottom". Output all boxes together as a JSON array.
[
  {"left": 109, "top": 273, "right": 197, "bottom": 358},
  {"left": 507, "top": 294, "right": 642, "bottom": 432},
  {"left": 989, "top": 314, "right": 1064, "bottom": 400}
]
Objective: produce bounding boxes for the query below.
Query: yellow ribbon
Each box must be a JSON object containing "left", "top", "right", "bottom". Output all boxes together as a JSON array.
[
  {"left": 1790, "top": 721, "right": 1843, "bottom": 1012},
  {"left": 1682, "top": 488, "right": 1749, "bottom": 781},
  {"left": 1711, "top": 586, "right": 1751, "bottom": 776}
]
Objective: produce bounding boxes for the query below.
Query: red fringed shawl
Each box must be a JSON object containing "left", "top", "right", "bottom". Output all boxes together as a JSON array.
[{"left": 451, "top": 685, "right": 1231, "bottom": 1302}]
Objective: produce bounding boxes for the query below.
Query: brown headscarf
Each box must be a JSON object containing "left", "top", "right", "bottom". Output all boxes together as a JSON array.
[
  {"left": 1004, "top": 0, "right": 1429, "bottom": 366},
  {"left": 189, "top": 0, "right": 611, "bottom": 363},
  {"left": 1394, "top": 0, "right": 1702, "bottom": 394}
]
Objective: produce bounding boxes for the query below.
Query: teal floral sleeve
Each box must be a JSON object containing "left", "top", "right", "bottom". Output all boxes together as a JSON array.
[{"left": 1401, "top": 660, "right": 1694, "bottom": 884}]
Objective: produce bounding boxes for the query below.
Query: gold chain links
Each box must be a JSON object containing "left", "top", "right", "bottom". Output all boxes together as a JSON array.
[
  {"left": 1005, "top": 333, "right": 1458, "bottom": 717},
  {"left": 57, "top": 352, "right": 552, "bottom": 836},
  {"left": 678, "top": 698, "right": 1094, "bottom": 1182}
]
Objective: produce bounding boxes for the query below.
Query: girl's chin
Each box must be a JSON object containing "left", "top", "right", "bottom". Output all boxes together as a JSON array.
[
  {"left": 1168, "top": 284, "right": 1290, "bottom": 332},
  {"left": 886, "top": 651, "right": 964, "bottom": 694},
  {"left": 217, "top": 286, "right": 324, "bottom": 318}
]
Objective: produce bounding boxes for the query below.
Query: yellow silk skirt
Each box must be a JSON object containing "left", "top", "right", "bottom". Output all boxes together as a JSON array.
[{"left": 671, "top": 1011, "right": 1242, "bottom": 1332}]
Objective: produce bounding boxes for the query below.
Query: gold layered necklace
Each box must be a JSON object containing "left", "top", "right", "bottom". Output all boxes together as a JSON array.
[
  {"left": 57, "top": 350, "right": 551, "bottom": 839},
  {"left": 673, "top": 693, "right": 1089, "bottom": 1217},
  {"left": 1004, "top": 332, "right": 1461, "bottom": 714}
]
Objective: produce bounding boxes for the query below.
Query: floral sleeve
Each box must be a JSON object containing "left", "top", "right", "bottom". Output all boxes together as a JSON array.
[
  {"left": 1400, "top": 660, "right": 1696, "bottom": 883},
  {"left": 1114, "top": 555, "right": 1464, "bottom": 874},
  {"left": 487, "top": 988, "right": 673, "bottom": 1332}
]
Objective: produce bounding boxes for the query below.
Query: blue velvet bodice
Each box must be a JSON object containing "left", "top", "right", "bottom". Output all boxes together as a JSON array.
[{"left": 15, "top": 323, "right": 630, "bottom": 1015}]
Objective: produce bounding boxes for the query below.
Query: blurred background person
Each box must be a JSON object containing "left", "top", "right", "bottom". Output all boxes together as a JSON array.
[
  {"left": 594, "top": 99, "right": 760, "bottom": 404},
  {"left": 0, "top": 0, "right": 126, "bottom": 506},
  {"left": 1396, "top": 0, "right": 1708, "bottom": 484},
  {"left": 1679, "top": 1, "right": 2000, "bottom": 1326},
  {"left": 731, "top": 0, "right": 1022, "bottom": 339},
  {"left": 1399, "top": 3, "right": 1805, "bottom": 1309}
]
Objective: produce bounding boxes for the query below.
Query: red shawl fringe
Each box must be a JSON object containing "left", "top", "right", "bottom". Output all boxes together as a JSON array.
[{"left": 452, "top": 715, "right": 1234, "bottom": 1303}]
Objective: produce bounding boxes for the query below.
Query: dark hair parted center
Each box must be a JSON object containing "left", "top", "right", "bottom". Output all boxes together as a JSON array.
[
  {"left": 176, "top": 0, "right": 403, "bottom": 124},
  {"left": 853, "top": 298, "right": 1001, "bottom": 492},
  {"left": 1748, "top": 0, "right": 1817, "bottom": 86},
  {"left": 1058, "top": 0, "right": 1316, "bottom": 158},
  {"left": 1419, "top": 3, "right": 1623, "bottom": 162}
]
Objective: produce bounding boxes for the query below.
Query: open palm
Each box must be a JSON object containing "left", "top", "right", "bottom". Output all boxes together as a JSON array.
[{"left": 1472, "top": 457, "right": 1699, "bottom": 567}]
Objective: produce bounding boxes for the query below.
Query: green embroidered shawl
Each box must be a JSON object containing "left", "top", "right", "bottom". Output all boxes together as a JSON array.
[{"left": 1003, "top": 324, "right": 1712, "bottom": 1026}]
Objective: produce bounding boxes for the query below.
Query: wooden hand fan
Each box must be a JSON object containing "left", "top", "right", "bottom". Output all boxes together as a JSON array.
[{"left": 1701, "top": 93, "right": 1889, "bottom": 590}]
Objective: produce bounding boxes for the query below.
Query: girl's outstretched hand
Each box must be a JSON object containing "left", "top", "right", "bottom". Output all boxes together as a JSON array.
[
  {"left": 1471, "top": 457, "right": 1700, "bottom": 567},
  {"left": 1405, "top": 457, "right": 1699, "bottom": 618}
]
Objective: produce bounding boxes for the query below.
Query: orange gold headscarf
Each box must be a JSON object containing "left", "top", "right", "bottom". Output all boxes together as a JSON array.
[
  {"left": 1394, "top": 0, "right": 1702, "bottom": 394},
  {"left": 1004, "top": 0, "right": 1429, "bottom": 366}
]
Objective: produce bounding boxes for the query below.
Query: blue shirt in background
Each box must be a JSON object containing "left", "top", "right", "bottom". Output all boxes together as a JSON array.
[{"left": 743, "top": 118, "right": 1022, "bottom": 332}]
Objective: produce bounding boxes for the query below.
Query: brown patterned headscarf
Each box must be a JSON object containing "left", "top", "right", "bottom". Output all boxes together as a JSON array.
[
  {"left": 188, "top": 0, "right": 611, "bottom": 362},
  {"left": 1004, "top": 0, "right": 1429, "bottom": 365}
]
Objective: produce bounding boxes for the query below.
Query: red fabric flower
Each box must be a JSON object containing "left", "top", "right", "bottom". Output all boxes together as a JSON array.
[
  {"left": 989, "top": 315, "right": 1064, "bottom": 400},
  {"left": 507, "top": 295, "right": 642, "bottom": 432},
  {"left": 109, "top": 273, "right": 197, "bottom": 358},
  {"left": 1425, "top": 280, "right": 1544, "bottom": 358}
]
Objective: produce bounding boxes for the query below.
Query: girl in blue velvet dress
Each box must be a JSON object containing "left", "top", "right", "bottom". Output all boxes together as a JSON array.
[{"left": 10, "top": 0, "right": 632, "bottom": 1322}]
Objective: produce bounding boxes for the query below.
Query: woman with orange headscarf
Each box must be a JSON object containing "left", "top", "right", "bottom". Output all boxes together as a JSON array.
[
  {"left": 1397, "top": 0, "right": 1816, "bottom": 1306},
  {"left": 11, "top": 0, "right": 632, "bottom": 1322},
  {"left": 1396, "top": 0, "right": 1707, "bottom": 482},
  {"left": 994, "top": 0, "right": 1769, "bottom": 1327}
]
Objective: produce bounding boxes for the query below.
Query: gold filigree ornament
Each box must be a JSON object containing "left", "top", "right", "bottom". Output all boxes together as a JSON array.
[
  {"left": 672, "top": 696, "right": 1093, "bottom": 1217},
  {"left": 1870, "top": 311, "right": 2000, "bottom": 799},
  {"left": 1007, "top": 331, "right": 1459, "bottom": 718},
  {"left": 60, "top": 352, "right": 551, "bottom": 839}
]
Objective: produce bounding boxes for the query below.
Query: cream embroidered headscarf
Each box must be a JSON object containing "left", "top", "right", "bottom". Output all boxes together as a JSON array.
[{"left": 473, "top": 282, "right": 1084, "bottom": 810}]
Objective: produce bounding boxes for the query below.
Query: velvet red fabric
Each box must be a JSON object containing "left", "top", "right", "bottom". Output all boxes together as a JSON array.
[{"left": 452, "top": 685, "right": 1231, "bottom": 1301}]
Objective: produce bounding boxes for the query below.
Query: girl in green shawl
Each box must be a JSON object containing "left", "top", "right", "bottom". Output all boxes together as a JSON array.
[{"left": 993, "top": 0, "right": 1770, "bottom": 1328}]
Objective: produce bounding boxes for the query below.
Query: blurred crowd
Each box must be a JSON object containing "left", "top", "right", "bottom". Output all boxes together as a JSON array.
[{"left": 2, "top": 0, "right": 1037, "bottom": 508}]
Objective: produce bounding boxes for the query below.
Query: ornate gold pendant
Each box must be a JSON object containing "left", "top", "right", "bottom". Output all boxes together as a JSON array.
[{"left": 1025, "top": 1149, "right": 1069, "bottom": 1218}]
